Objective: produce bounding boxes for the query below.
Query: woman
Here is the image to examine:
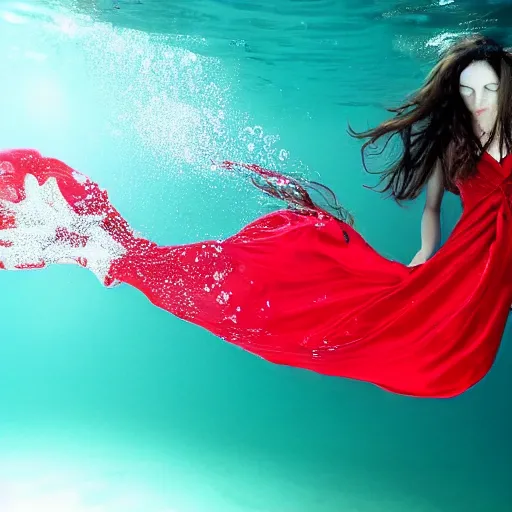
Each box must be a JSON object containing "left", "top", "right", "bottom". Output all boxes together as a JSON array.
[{"left": 1, "top": 35, "right": 511, "bottom": 398}]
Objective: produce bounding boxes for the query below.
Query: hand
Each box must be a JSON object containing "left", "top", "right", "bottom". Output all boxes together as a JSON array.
[
  {"left": 0, "top": 173, "right": 126, "bottom": 280},
  {"left": 408, "top": 249, "right": 429, "bottom": 267}
]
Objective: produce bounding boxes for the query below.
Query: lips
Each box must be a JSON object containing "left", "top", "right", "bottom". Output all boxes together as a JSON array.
[{"left": 476, "top": 108, "right": 487, "bottom": 116}]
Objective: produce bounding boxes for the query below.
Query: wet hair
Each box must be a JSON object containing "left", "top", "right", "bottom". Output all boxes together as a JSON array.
[
  {"left": 219, "top": 161, "right": 355, "bottom": 225},
  {"left": 349, "top": 34, "right": 512, "bottom": 200},
  {"left": 224, "top": 36, "right": 512, "bottom": 225}
]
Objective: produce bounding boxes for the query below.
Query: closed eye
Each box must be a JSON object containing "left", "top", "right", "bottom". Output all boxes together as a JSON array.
[
  {"left": 459, "top": 85, "right": 473, "bottom": 96},
  {"left": 459, "top": 83, "right": 499, "bottom": 94}
]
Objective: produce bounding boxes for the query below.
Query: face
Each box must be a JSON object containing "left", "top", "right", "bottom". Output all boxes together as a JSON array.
[{"left": 459, "top": 60, "right": 499, "bottom": 131}]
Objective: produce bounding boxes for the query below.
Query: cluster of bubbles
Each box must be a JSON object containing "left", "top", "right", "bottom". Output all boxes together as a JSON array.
[
  {"left": 62, "top": 4, "right": 294, "bottom": 177},
  {"left": 2, "top": 1, "right": 299, "bottom": 200},
  {"left": 0, "top": 0, "right": 312, "bottom": 241}
]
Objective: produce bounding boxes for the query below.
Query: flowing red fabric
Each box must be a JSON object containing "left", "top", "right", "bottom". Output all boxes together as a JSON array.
[{"left": 1, "top": 149, "right": 511, "bottom": 398}]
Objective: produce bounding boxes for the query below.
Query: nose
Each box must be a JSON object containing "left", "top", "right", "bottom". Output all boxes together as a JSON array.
[{"left": 474, "top": 90, "right": 487, "bottom": 111}]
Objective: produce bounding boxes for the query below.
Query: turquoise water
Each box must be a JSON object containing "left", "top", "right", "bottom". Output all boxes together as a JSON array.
[{"left": 0, "top": 1, "right": 511, "bottom": 510}]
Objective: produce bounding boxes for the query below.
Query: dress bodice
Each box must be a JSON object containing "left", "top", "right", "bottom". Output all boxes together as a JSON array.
[{"left": 456, "top": 152, "right": 512, "bottom": 210}]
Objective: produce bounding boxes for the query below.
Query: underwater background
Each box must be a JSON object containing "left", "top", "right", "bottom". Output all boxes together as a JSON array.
[{"left": 0, "top": 1, "right": 511, "bottom": 510}]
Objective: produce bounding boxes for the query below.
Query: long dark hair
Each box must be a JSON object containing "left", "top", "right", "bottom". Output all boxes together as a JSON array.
[
  {"left": 349, "top": 34, "right": 512, "bottom": 200},
  {"left": 224, "top": 36, "right": 512, "bottom": 224},
  {"left": 219, "top": 161, "right": 355, "bottom": 225}
]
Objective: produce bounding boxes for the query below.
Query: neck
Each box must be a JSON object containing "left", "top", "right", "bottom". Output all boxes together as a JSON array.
[{"left": 474, "top": 117, "right": 498, "bottom": 140}]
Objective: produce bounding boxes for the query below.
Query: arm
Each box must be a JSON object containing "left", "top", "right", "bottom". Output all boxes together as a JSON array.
[{"left": 408, "top": 160, "right": 444, "bottom": 267}]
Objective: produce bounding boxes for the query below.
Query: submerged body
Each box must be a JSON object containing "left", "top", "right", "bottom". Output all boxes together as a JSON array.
[
  {"left": 0, "top": 149, "right": 511, "bottom": 398},
  {"left": 2, "top": 35, "right": 512, "bottom": 398}
]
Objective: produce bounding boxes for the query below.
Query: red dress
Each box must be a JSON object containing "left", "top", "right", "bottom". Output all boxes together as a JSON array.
[{"left": 1, "top": 149, "right": 511, "bottom": 398}]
